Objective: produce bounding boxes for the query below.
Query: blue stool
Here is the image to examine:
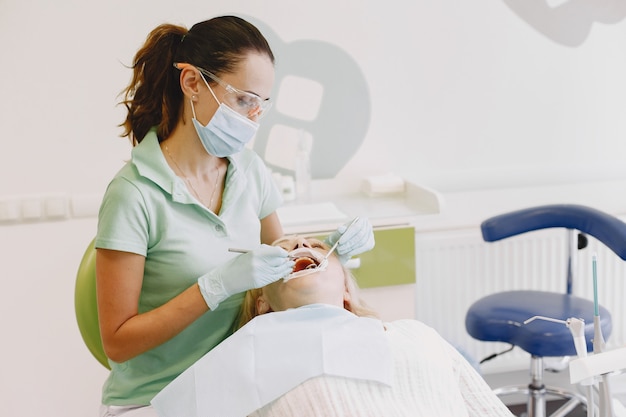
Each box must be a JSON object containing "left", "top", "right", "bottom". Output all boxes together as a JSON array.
[{"left": 465, "top": 204, "right": 626, "bottom": 417}]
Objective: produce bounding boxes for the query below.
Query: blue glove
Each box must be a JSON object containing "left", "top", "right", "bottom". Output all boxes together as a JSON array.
[
  {"left": 198, "top": 244, "right": 295, "bottom": 310},
  {"left": 325, "top": 217, "right": 375, "bottom": 264}
]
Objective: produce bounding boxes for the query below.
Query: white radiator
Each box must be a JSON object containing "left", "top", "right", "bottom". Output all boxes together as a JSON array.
[{"left": 414, "top": 227, "right": 626, "bottom": 374}]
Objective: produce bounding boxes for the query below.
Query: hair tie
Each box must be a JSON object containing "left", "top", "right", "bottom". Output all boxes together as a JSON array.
[{"left": 180, "top": 33, "right": 187, "bottom": 43}]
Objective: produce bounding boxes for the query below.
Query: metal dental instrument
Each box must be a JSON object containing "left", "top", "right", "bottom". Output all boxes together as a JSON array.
[
  {"left": 228, "top": 248, "right": 299, "bottom": 260},
  {"left": 228, "top": 248, "right": 252, "bottom": 254},
  {"left": 317, "top": 216, "right": 360, "bottom": 271},
  {"left": 230, "top": 248, "right": 292, "bottom": 256}
]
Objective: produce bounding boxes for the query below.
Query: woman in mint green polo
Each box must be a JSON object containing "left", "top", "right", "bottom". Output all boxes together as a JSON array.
[{"left": 96, "top": 15, "right": 374, "bottom": 417}]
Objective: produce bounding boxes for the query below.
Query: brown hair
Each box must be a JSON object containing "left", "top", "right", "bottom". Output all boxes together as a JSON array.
[
  {"left": 236, "top": 267, "right": 380, "bottom": 330},
  {"left": 118, "top": 16, "right": 275, "bottom": 145}
]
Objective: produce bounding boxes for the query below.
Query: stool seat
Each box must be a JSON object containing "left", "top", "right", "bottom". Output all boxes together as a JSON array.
[{"left": 466, "top": 290, "right": 612, "bottom": 357}]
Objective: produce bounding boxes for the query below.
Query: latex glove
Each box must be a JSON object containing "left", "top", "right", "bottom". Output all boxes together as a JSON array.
[
  {"left": 198, "top": 244, "right": 294, "bottom": 310},
  {"left": 324, "top": 217, "right": 375, "bottom": 264}
]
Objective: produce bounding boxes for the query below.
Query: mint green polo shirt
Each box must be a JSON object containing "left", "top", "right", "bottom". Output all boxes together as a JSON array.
[{"left": 95, "top": 129, "right": 283, "bottom": 406}]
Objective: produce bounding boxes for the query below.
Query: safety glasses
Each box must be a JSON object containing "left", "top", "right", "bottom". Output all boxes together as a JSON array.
[{"left": 174, "top": 62, "right": 272, "bottom": 119}]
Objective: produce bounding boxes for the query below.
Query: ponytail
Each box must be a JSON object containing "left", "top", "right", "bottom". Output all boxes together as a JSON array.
[
  {"left": 119, "top": 24, "right": 187, "bottom": 145},
  {"left": 119, "top": 16, "right": 275, "bottom": 145}
]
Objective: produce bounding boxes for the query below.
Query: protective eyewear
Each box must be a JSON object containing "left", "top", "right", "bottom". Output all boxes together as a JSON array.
[{"left": 174, "top": 62, "right": 272, "bottom": 119}]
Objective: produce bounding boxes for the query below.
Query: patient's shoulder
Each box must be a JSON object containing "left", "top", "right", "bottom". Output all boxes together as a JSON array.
[
  {"left": 385, "top": 319, "right": 437, "bottom": 333},
  {"left": 384, "top": 319, "right": 446, "bottom": 346}
]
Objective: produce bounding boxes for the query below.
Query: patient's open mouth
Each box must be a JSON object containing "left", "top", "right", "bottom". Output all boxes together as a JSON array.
[
  {"left": 293, "top": 256, "right": 320, "bottom": 272},
  {"left": 286, "top": 248, "right": 325, "bottom": 279}
]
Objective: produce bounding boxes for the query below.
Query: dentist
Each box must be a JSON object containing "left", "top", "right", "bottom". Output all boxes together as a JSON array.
[{"left": 95, "top": 15, "right": 374, "bottom": 417}]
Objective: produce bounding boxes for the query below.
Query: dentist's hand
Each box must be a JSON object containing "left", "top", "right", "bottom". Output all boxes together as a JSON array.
[
  {"left": 325, "top": 217, "right": 375, "bottom": 264},
  {"left": 198, "top": 245, "right": 295, "bottom": 310}
]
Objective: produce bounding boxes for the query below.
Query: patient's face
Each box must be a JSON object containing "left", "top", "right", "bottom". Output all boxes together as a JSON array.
[{"left": 256, "top": 236, "right": 348, "bottom": 313}]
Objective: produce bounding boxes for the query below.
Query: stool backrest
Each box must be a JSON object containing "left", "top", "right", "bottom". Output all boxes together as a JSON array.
[{"left": 481, "top": 204, "right": 626, "bottom": 261}]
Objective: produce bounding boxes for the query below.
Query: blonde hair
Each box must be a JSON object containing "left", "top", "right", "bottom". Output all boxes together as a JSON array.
[{"left": 236, "top": 266, "right": 379, "bottom": 330}]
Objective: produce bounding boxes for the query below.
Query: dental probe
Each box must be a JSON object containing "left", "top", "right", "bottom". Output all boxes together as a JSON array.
[
  {"left": 228, "top": 248, "right": 251, "bottom": 254},
  {"left": 228, "top": 248, "right": 299, "bottom": 259},
  {"left": 317, "top": 216, "right": 360, "bottom": 270}
]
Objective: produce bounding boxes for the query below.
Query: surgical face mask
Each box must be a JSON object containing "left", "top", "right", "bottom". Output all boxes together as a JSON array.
[{"left": 191, "top": 77, "right": 260, "bottom": 157}]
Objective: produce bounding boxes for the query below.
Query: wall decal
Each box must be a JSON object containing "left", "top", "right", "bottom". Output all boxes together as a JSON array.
[
  {"left": 503, "top": 0, "right": 626, "bottom": 47},
  {"left": 248, "top": 18, "right": 371, "bottom": 179}
]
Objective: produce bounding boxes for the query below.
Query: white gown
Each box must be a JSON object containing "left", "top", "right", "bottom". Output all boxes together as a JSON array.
[{"left": 152, "top": 304, "right": 514, "bottom": 417}]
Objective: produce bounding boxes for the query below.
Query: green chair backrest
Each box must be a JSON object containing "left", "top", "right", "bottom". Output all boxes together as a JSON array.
[{"left": 74, "top": 238, "right": 110, "bottom": 369}]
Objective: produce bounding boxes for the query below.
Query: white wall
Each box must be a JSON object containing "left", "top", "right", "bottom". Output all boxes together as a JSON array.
[
  {"left": 1, "top": 1, "right": 625, "bottom": 416},
  {"left": 1, "top": 0, "right": 625, "bottom": 197}
]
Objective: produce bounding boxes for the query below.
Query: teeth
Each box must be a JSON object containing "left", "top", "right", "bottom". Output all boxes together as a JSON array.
[
  {"left": 293, "top": 256, "right": 319, "bottom": 272},
  {"left": 284, "top": 248, "right": 327, "bottom": 281},
  {"left": 288, "top": 248, "right": 325, "bottom": 263}
]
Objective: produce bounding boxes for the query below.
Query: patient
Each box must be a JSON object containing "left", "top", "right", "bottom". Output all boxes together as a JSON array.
[
  {"left": 152, "top": 236, "right": 514, "bottom": 417},
  {"left": 237, "top": 234, "right": 379, "bottom": 327}
]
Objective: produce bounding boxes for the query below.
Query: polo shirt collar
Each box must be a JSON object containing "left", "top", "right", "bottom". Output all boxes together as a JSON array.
[{"left": 131, "top": 128, "right": 247, "bottom": 208}]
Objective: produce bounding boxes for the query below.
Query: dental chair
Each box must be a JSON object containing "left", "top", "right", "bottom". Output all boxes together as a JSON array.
[
  {"left": 75, "top": 238, "right": 110, "bottom": 369},
  {"left": 465, "top": 204, "right": 626, "bottom": 417}
]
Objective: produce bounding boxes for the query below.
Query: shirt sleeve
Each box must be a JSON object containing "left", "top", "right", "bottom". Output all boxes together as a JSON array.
[{"left": 95, "top": 175, "right": 150, "bottom": 256}]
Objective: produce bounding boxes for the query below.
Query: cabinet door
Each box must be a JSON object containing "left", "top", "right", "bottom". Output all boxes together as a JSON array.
[{"left": 348, "top": 226, "right": 416, "bottom": 289}]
